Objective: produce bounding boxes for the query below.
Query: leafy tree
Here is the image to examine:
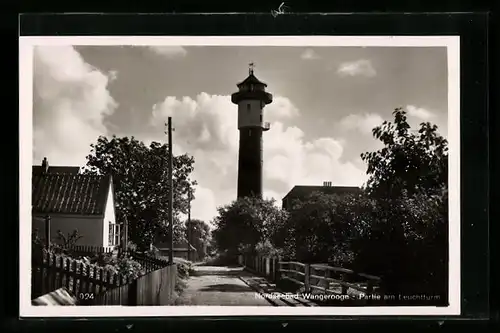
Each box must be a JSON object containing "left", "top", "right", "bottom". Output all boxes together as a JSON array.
[
  {"left": 361, "top": 107, "right": 448, "bottom": 199},
  {"left": 185, "top": 219, "right": 211, "bottom": 259},
  {"left": 355, "top": 107, "right": 448, "bottom": 300},
  {"left": 84, "top": 135, "right": 197, "bottom": 251},
  {"left": 288, "top": 191, "right": 371, "bottom": 265},
  {"left": 212, "top": 196, "right": 289, "bottom": 257}
]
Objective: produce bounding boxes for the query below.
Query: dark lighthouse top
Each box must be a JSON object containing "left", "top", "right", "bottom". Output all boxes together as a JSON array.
[{"left": 231, "top": 65, "right": 273, "bottom": 105}]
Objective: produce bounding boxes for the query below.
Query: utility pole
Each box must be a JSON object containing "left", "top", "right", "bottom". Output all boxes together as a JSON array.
[
  {"left": 187, "top": 188, "right": 192, "bottom": 261},
  {"left": 167, "top": 117, "right": 174, "bottom": 264}
]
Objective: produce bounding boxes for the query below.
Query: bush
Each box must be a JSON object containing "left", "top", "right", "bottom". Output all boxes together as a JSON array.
[
  {"left": 255, "top": 240, "right": 280, "bottom": 257},
  {"left": 145, "top": 245, "right": 161, "bottom": 258},
  {"left": 88, "top": 252, "right": 145, "bottom": 280},
  {"left": 347, "top": 189, "right": 448, "bottom": 300},
  {"left": 174, "top": 257, "right": 193, "bottom": 279}
]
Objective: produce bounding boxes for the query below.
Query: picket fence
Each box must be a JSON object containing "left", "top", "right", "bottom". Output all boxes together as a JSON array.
[{"left": 31, "top": 248, "right": 176, "bottom": 305}]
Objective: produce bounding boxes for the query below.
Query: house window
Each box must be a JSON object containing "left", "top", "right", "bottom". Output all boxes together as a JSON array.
[{"left": 109, "top": 223, "right": 120, "bottom": 247}]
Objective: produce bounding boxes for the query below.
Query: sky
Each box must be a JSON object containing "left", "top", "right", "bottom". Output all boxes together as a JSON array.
[{"left": 32, "top": 44, "right": 448, "bottom": 224}]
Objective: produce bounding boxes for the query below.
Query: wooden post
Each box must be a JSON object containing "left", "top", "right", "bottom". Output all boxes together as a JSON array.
[
  {"left": 324, "top": 268, "right": 329, "bottom": 293},
  {"left": 366, "top": 281, "right": 374, "bottom": 305},
  {"left": 44, "top": 215, "right": 51, "bottom": 249},
  {"left": 123, "top": 216, "right": 129, "bottom": 256},
  {"left": 275, "top": 260, "right": 281, "bottom": 282},
  {"left": 187, "top": 188, "right": 192, "bottom": 262},
  {"left": 128, "top": 279, "right": 138, "bottom": 305},
  {"left": 340, "top": 273, "right": 348, "bottom": 295},
  {"left": 304, "top": 264, "right": 310, "bottom": 293},
  {"left": 167, "top": 117, "right": 174, "bottom": 265}
]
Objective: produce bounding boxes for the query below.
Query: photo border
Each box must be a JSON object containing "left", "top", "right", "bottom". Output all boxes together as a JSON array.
[{"left": 15, "top": 14, "right": 487, "bottom": 322}]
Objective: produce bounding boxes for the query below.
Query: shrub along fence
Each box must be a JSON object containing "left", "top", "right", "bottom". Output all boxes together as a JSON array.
[{"left": 32, "top": 247, "right": 177, "bottom": 306}]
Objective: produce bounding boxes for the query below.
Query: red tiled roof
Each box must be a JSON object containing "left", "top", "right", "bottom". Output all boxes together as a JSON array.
[{"left": 32, "top": 173, "right": 112, "bottom": 216}]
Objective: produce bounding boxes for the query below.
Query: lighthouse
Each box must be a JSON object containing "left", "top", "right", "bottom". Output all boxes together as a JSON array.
[{"left": 231, "top": 63, "right": 273, "bottom": 199}]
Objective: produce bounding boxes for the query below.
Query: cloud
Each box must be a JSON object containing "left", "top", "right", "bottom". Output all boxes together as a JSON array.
[
  {"left": 337, "top": 59, "right": 376, "bottom": 77},
  {"left": 33, "top": 46, "right": 117, "bottom": 166},
  {"left": 147, "top": 46, "right": 187, "bottom": 58},
  {"left": 150, "top": 93, "right": 367, "bottom": 222},
  {"left": 300, "top": 48, "right": 320, "bottom": 60},
  {"left": 406, "top": 105, "right": 435, "bottom": 120},
  {"left": 338, "top": 113, "right": 384, "bottom": 135}
]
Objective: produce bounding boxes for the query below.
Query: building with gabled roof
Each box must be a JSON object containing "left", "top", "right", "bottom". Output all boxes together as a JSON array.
[{"left": 32, "top": 157, "right": 120, "bottom": 249}]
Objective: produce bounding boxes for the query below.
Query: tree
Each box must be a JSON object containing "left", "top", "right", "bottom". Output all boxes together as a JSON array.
[
  {"left": 212, "top": 196, "right": 289, "bottom": 257},
  {"left": 361, "top": 107, "right": 448, "bottom": 199},
  {"left": 355, "top": 107, "right": 448, "bottom": 300},
  {"left": 288, "top": 191, "right": 372, "bottom": 265},
  {"left": 185, "top": 219, "right": 211, "bottom": 259},
  {"left": 84, "top": 135, "right": 197, "bottom": 251}
]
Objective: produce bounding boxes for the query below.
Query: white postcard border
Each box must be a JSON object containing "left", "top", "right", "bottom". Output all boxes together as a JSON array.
[{"left": 19, "top": 35, "right": 460, "bottom": 317}]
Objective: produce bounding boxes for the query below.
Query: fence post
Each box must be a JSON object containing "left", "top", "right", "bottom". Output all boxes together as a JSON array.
[
  {"left": 304, "top": 264, "right": 310, "bottom": 293},
  {"left": 324, "top": 268, "right": 329, "bottom": 293},
  {"left": 366, "top": 281, "right": 374, "bottom": 305},
  {"left": 44, "top": 215, "right": 51, "bottom": 249},
  {"left": 275, "top": 259, "right": 281, "bottom": 282},
  {"left": 128, "top": 279, "right": 138, "bottom": 306},
  {"left": 340, "top": 274, "right": 348, "bottom": 295}
]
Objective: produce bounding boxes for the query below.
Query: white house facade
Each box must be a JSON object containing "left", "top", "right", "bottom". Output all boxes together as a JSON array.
[{"left": 32, "top": 159, "right": 119, "bottom": 250}]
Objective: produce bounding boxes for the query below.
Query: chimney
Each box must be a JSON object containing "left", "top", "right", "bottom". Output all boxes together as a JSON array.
[
  {"left": 41, "top": 157, "right": 49, "bottom": 174},
  {"left": 323, "top": 181, "right": 332, "bottom": 187}
]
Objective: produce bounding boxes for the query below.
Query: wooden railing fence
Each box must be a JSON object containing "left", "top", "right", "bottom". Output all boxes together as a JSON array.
[
  {"left": 279, "top": 261, "right": 381, "bottom": 296},
  {"left": 239, "top": 255, "right": 382, "bottom": 298}
]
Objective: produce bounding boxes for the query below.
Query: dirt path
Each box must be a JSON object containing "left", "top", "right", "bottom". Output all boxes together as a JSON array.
[{"left": 174, "top": 266, "right": 273, "bottom": 306}]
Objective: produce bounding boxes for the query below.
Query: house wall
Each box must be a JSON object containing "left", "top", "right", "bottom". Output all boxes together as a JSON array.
[
  {"left": 102, "top": 183, "right": 117, "bottom": 247},
  {"left": 32, "top": 214, "right": 105, "bottom": 247}
]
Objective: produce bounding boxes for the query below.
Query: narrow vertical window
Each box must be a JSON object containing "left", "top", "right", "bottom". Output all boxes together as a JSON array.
[
  {"left": 108, "top": 223, "right": 114, "bottom": 246},
  {"left": 260, "top": 114, "right": 263, "bottom": 122},
  {"left": 247, "top": 103, "right": 251, "bottom": 111},
  {"left": 249, "top": 129, "right": 252, "bottom": 137},
  {"left": 115, "top": 224, "right": 120, "bottom": 247}
]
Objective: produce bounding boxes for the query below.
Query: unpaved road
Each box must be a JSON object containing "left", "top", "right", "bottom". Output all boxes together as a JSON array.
[{"left": 174, "top": 266, "right": 273, "bottom": 306}]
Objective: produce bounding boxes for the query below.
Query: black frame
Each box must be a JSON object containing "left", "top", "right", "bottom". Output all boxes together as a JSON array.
[{"left": 10, "top": 10, "right": 492, "bottom": 331}]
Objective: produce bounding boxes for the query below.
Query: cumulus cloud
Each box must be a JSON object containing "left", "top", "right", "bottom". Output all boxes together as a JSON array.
[
  {"left": 33, "top": 46, "right": 117, "bottom": 166},
  {"left": 150, "top": 93, "right": 367, "bottom": 222},
  {"left": 300, "top": 48, "right": 320, "bottom": 60},
  {"left": 406, "top": 105, "right": 435, "bottom": 120},
  {"left": 337, "top": 59, "right": 376, "bottom": 77},
  {"left": 338, "top": 113, "right": 384, "bottom": 135},
  {"left": 147, "top": 46, "right": 187, "bottom": 58}
]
